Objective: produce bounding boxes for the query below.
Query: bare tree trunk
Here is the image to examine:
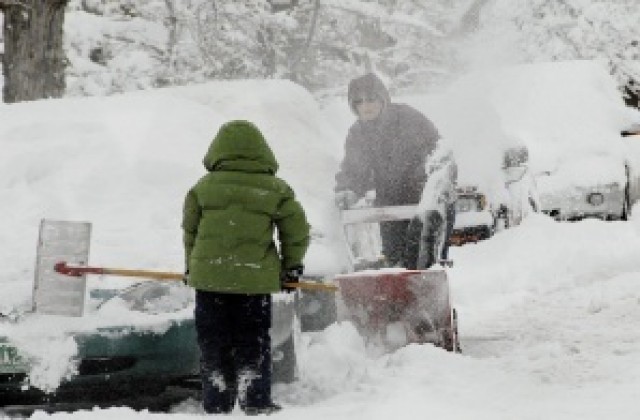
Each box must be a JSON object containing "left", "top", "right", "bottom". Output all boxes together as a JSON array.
[
  {"left": 1, "top": 0, "right": 69, "bottom": 103},
  {"left": 157, "top": 0, "right": 178, "bottom": 86},
  {"left": 288, "top": 0, "right": 320, "bottom": 84}
]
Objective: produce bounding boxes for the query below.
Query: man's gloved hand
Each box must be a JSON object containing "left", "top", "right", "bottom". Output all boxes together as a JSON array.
[
  {"left": 334, "top": 190, "right": 359, "bottom": 210},
  {"left": 182, "top": 270, "right": 189, "bottom": 286},
  {"left": 280, "top": 265, "right": 303, "bottom": 293}
]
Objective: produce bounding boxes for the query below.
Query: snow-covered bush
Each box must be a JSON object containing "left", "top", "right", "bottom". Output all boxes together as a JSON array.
[
  {"left": 471, "top": 0, "right": 640, "bottom": 105},
  {"left": 62, "top": 0, "right": 474, "bottom": 97}
]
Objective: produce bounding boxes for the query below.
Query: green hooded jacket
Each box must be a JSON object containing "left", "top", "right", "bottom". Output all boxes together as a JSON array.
[{"left": 182, "top": 120, "right": 310, "bottom": 294}]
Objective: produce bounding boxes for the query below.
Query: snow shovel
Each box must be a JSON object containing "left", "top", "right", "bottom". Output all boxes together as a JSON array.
[
  {"left": 33, "top": 219, "right": 92, "bottom": 317},
  {"left": 53, "top": 261, "right": 339, "bottom": 292}
]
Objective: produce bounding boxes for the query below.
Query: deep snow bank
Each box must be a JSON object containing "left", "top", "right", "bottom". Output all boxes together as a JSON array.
[
  {"left": 0, "top": 80, "right": 346, "bottom": 308},
  {"left": 0, "top": 79, "right": 348, "bottom": 391}
]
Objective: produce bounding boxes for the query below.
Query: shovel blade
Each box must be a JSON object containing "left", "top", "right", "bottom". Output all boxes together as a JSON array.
[{"left": 33, "top": 219, "right": 91, "bottom": 316}]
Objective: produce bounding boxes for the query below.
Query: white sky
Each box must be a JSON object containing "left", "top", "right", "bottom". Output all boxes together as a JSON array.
[{"left": 2, "top": 61, "right": 640, "bottom": 419}]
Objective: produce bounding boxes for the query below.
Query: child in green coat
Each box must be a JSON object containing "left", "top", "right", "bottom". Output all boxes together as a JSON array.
[{"left": 182, "top": 120, "right": 310, "bottom": 414}]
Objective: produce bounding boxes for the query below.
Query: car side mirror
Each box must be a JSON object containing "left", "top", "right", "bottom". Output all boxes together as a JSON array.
[{"left": 504, "top": 166, "right": 528, "bottom": 185}]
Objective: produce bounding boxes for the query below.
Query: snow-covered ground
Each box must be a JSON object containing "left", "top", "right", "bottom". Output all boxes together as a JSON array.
[{"left": 2, "top": 62, "right": 640, "bottom": 419}]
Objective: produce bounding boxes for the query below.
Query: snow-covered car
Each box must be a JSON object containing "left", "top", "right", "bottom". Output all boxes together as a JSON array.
[
  {"left": 473, "top": 60, "right": 640, "bottom": 223},
  {"left": 399, "top": 75, "right": 545, "bottom": 250},
  {"left": 533, "top": 124, "right": 638, "bottom": 222},
  {"left": 535, "top": 156, "right": 629, "bottom": 221},
  {"left": 450, "top": 145, "right": 539, "bottom": 245},
  {"left": 450, "top": 185, "right": 495, "bottom": 244},
  {"left": 0, "top": 282, "right": 297, "bottom": 413}
]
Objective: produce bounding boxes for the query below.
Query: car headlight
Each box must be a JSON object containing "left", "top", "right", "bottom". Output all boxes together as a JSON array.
[{"left": 586, "top": 192, "right": 605, "bottom": 206}]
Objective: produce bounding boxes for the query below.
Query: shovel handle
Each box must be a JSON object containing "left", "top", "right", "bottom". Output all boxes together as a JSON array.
[
  {"left": 54, "top": 262, "right": 338, "bottom": 292},
  {"left": 54, "top": 262, "right": 182, "bottom": 281}
]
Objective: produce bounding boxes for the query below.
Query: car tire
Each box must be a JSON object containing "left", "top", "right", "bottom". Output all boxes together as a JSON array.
[
  {"left": 622, "top": 191, "right": 631, "bottom": 221},
  {"left": 442, "top": 308, "right": 461, "bottom": 353}
]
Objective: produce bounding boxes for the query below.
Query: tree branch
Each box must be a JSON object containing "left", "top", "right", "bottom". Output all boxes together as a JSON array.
[{"left": 0, "top": 0, "right": 29, "bottom": 10}]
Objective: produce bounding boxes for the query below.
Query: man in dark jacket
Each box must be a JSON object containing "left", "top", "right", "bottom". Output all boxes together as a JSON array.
[
  {"left": 335, "top": 73, "right": 442, "bottom": 268},
  {"left": 182, "top": 120, "right": 310, "bottom": 415}
]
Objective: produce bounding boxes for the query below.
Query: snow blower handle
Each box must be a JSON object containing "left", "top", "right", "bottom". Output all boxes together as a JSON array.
[{"left": 53, "top": 262, "right": 338, "bottom": 292}]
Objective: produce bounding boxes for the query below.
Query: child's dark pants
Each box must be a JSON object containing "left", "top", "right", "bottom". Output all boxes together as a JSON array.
[{"left": 194, "top": 290, "right": 272, "bottom": 414}]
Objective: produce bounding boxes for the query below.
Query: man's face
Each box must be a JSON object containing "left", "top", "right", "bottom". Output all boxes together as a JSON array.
[{"left": 354, "top": 96, "right": 383, "bottom": 121}]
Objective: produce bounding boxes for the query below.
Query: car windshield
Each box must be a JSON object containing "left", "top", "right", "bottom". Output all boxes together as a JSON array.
[
  {"left": 98, "top": 282, "right": 194, "bottom": 314},
  {"left": 455, "top": 196, "right": 482, "bottom": 213}
]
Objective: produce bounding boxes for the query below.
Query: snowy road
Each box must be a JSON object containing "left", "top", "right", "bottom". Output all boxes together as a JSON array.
[{"left": 463, "top": 271, "right": 640, "bottom": 418}]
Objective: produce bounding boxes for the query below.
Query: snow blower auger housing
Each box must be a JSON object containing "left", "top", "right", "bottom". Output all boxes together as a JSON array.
[
  {"left": 337, "top": 202, "right": 460, "bottom": 353},
  {"left": 335, "top": 269, "right": 459, "bottom": 352}
]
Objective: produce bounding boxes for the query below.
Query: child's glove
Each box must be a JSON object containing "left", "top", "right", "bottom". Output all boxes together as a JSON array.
[{"left": 280, "top": 265, "right": 303, "bottom": 293}]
